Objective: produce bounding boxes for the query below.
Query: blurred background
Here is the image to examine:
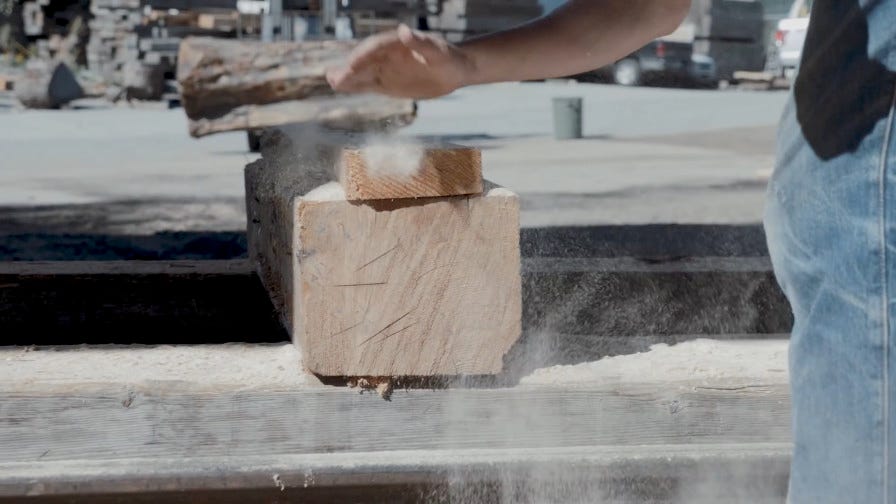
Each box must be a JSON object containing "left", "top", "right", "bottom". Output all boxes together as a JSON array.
[{"left": 0, "top": 0, "right": 813, "bottom": 257}]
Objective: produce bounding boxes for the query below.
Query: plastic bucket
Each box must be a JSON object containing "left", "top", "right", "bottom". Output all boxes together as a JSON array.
[{"left": 552, "top": 97, "right": 583, "bottom": 140}]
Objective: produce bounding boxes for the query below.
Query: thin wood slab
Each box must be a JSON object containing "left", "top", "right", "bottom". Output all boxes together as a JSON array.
[
  {"left": 187, "top": 95, "right": 417, "bottom": 138},
  {"left": 338, "top": 141, "right": 482, "bottom": 200},
  {"left": 246, "top": 154, "right": 521, "bottom": 377}
]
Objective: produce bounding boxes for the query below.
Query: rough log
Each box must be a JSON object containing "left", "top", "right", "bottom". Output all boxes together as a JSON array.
[{"left": 246, "top": 140, "right": 521, "bottom": 376}]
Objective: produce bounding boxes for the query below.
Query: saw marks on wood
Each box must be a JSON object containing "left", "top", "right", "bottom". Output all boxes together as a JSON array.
[
  {"left": 338, "top": 141, "right": 483, "bottom": 200},
  {"left": 246, "top": 155, "right": 521, "bottom": 377}
]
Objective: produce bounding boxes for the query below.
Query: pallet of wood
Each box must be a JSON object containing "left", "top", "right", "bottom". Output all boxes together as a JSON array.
[{"left": 86, "top": 0, "right": 249, "bottom": 100}]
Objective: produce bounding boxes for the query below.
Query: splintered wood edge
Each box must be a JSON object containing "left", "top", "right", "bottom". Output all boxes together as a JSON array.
[{"left": 338, "top": 144, "right": 483, "bottom": 201}]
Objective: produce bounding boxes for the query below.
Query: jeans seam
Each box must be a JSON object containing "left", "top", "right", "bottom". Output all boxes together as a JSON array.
[{"left": 879, "top": 82, "right": 896, "bottom": 504}]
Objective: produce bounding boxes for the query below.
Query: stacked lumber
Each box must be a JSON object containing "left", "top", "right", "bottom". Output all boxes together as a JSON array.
[
  {"left": 86, "top": 0, "right": 143, "bottom": 86},
  {"left": 428, "top": 0, "right": 543, "bottom": 42}
]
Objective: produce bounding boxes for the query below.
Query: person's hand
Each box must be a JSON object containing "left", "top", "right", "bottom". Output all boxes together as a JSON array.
[{"left": 326, "top": 24, "right": 476, "bottom": 99}]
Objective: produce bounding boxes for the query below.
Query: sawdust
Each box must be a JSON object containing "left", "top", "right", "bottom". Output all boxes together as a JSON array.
[
  {"left": 347, "top": 376, "right": 394, "bottom": 400},
  {"left": 358, "top": 134, "right": 425, "bottom": 178},
  {"left": 0, "top": 343, "right": 311, "bottom": 393},
  {"left": 520, "top": 338, "right": 789, "bottom": 387}
]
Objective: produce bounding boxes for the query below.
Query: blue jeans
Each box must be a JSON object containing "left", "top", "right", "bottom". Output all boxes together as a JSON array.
[{"left": 765, "top": 83, "right": 896, "bottom": 501}]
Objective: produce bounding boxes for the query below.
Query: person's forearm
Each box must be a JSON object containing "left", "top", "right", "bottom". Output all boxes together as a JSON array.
[{"left": 458, "top": 0, "right": 691, "bottom": 85}]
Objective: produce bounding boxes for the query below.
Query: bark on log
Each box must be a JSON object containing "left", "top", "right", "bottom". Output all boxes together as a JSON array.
[
  {"left": 177, "top": 37, "right": 416, "bottom": 137},
  {"left": 178, "top": 36, "right": 353, "bottom": 120}
]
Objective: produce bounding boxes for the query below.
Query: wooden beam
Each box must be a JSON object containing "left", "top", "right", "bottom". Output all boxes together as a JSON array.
[
  {"left": 338, "top": 141, "right": 483, "bottom": 201},
  {"left": 247, "top": 151, "right": 521, "bottom": 376}
]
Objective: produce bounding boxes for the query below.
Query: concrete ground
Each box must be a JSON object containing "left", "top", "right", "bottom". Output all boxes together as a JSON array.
[{"left": 0, "top": 82, "right": 789, "bottom": 232}]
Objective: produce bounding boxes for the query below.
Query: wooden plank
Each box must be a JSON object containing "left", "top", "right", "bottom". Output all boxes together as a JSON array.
[
  {"left": 0, "top": 342, "right": 790, "bottom": 457},
  {"left": 0, "top": 444, "right": 791, "bottom": 501},
  {"left": 247, "top": 150, "right": 521, "bottom": 376},
  {"left": 187, "top": 95, "right": 416, "bottom": 137},
  {"left": 337, "top": 141, "right": 483, "bottom": 201}
]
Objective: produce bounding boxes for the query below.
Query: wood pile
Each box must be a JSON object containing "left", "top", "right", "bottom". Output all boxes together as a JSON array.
[
  {"left": 87, "top": 0, "right": 258, "bottom": 100},
  {"left": 13, "top": 1, "right": 91, "bottom": 65}
]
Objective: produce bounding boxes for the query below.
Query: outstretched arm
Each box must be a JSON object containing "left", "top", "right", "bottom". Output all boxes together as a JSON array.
[{"left": 327, "top": 0, "right": 692, "bottom": 99}]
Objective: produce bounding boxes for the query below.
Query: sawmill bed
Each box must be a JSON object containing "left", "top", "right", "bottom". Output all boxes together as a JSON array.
[
  {"left": 0, "top": 225, "right": 793, "bottom": 501},
  {"left": 0, "top": 342, "right": 791, "bottom": 503}
]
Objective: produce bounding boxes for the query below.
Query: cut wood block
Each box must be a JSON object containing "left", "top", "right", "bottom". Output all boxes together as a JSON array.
[
  {"left": 338, "top": 141, "right": 483, "bottom": 200},
  {"left": 246, "top": 155, "right": 521, "bottom": 377}
]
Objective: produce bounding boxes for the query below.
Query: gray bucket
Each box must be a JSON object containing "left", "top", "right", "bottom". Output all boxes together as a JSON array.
[{"left": 552, "top": 97, "right": 583, "bottom": 140}]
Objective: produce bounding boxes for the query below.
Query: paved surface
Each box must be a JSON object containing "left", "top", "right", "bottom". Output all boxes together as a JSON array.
[{"left": 0, "top": 82, "right": 789, "bottom": 232}]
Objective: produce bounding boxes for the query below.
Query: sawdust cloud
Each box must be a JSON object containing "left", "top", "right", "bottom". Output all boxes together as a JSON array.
[
  {"left": 359, "top": 134, "right": 425, "bottom": 178},
  {"left": 264, "top": 124, "right": 783, "bottom": 503},
  {"left": 432, "top": 229, "right": 785, "bottom": 503}
]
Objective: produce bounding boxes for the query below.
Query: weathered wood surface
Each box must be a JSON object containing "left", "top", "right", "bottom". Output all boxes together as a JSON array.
[
  {"left": 177, "top": 37, "right": 416, "bottom": 137},
  {"left": 0, "top": 258, "right": 789, "bottom": 356},
  {"left": 247, "top": 149, "right": 521, "bottom": 376},
  {"left": 187, "top": 95, "right": 417, "bottom": 137},
  {"left": 0, "top": 445, "right": 791, "bottom": 502},
  {"left": 0, "top": 341, "right": 791, "bottom": 500}
]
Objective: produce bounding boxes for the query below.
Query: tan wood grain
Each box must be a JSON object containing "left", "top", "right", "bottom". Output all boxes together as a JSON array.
[
  {"left": 246, "top": 154, "right": 521, "bottom": 377},
  {"left": 338, "top": 143, "right": 482, "bottom": 200}
]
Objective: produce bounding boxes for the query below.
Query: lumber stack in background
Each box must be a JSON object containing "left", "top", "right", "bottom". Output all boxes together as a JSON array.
[{"left": 87, "top": 0, "right": 256, "bottom": 100}]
